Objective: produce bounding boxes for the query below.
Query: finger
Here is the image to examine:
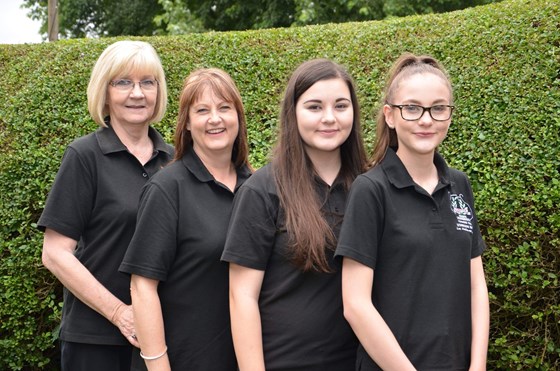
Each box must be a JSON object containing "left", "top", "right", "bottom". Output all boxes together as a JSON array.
[{"left": 128, "top": 335, "right": 140, "bottom": 348}]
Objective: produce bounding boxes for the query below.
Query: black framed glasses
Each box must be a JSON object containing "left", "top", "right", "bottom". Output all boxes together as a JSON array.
[
  {"left": 387, "top": 103, "right": 455, "bottom": 121},
  {"left": 109, "top": 79, "right": 158, "bottom": 92}
]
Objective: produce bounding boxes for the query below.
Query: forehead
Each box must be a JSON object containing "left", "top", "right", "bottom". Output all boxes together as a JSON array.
[
  {"left": 393, "top": 72, "right": 451, "bottom": 103},
  {"left": 300, "top": 78, "right": 351, "bottom": 100},
  {"left": 112, "top": 63, "right": 156, "bottom": 79},
  {"left": 191, "top": 84, "right": 233, "bottom": 105}
]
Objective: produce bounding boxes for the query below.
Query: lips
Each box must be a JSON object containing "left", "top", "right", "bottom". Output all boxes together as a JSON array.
[{"left": 207, "top": 128, "right": 226, "bottom": 134}]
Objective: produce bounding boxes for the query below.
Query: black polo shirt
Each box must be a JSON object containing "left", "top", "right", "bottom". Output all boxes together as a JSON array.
[
  {"left": 119, "top": 147, "right": 251, "bottom": 371},
  {"left": 37, "top": 124, "right": 173, "bottom": 345},
  {"left": 335, "top": 148, "right": 485, "bottom": 370},
  {"left": 221, "top": 164, "right": 358, "bottom": 371}
]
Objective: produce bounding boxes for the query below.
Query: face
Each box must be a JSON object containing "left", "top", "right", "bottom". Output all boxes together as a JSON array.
[
  {"left": 384, "top": 72, "right": 452, "bottom": 161},
  {"left": 188, "top": 86, "right": 239, "bottom": 159},
  {"left": 106, "top": 70, "right": 157, "bottom": 128},
  {"left": 296, "top": 78, "right": 354, "bottom": 160}
]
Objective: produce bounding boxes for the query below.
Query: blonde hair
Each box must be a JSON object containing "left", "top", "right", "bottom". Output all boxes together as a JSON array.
[{"left": 87, "top": 41, "right": 168, "bottom": 127}]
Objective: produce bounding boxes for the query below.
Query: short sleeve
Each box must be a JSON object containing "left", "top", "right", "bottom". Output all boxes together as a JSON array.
[
  {"left": 463, "top": 176, "right": 486, "bottom": 258},
  {"left": 335, "top": 174, "right": 385, "bottom": 269},
  {"left": 119, "top": 181, "right": 179, "bottom": 281},
  {"left": 221, "top": 182, "right": 278, "bottom": 271},
  {"left": 37, "top": 146, "right": 95, "bottom": 240}
]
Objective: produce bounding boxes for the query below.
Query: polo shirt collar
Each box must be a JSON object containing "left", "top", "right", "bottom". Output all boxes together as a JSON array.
[
  {"left": 96, "top": 118, "right": 173, "bottom": 157},
  {"left": 181, "top": 147, "right": 251, "bottom": 187},
  {"left": 313, "top": 171, "right": 346, "bottom": 192},
  {"left": 381, "top": 148, "right": 451, "bottom": 190}
]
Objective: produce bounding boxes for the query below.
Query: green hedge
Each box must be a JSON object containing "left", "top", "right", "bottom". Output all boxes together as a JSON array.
[{"left": 1, "top": 0, "right": 558, "bottom": 369}]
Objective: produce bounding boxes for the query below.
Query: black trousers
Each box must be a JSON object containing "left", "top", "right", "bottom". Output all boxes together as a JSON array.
[{"left": 60, "top": 341, "right": 132, "bottom": 371}]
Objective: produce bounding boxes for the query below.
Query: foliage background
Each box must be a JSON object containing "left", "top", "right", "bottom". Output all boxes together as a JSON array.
[{"left": 1, "top": 0, "right": 559, "bottom": 369}]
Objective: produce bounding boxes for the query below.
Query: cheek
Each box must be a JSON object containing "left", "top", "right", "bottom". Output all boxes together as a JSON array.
[{"left": 340, "top": 110, "right": 354, "bottom": 127}]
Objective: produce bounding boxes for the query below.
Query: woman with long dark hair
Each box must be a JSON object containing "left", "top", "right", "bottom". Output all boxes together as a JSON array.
[{"left": 222, "top": 58, "right": 367, "bottom": 371}]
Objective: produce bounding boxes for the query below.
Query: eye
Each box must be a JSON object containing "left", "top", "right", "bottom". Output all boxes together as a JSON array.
[
  {"left": 140, "top": 79, "right": 156, "bottom": 88},
  {"left": 113, "top": 79, "right": 133, "bottom": 87},
  {"left": 431, "top": 105, "right": 447, "bottom": 113},
  {"left": 306, "top": 104, "right": 321, "bottom": 111},
  {"left": 219, "top": 104, "right": 232, "bottom": 111},
  {"left": 335, "top": 102, "right": 350, "bottom": 110},
  {"left": 403, "top": 105, "right": 422, "bottom": 114},
  {"left": 195, "top": 108, "right": 209, "bottom": 114}
]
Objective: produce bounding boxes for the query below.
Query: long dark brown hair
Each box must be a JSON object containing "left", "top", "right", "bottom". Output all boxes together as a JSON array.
[
  {"left": 370, "top": 53, "right": 453, "bottom": 165},
  {"left": 273, "top": 59, "right": 367, "bottom": 272},
  {"left": 173, "top": 68, "right": 250, "bottom": 168}
]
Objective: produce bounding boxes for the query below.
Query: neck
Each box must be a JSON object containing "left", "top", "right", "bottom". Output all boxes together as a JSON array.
[
  {"left": 396, "top": 150, "right": 438, "bottom": 194},
  {"left": 111, "top": 121, "right": 153, "bottom": 164},
  {"left": 306, "top": 148, "right": 342, "bottom": 186},
  {"left": 111, "top": 120, "right": 150, "bottom": 145},
  {"left": 194, "top": 147, "right": 237, "bottom": 191}
]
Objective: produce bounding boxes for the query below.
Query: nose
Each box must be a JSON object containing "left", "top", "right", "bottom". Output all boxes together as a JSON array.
[
  {"left": 130, "top": 83, "right": 144, "bottom": 97},
  {"left": 418, "top": 109, "right": 432, "bottom": 125},
  {"left": 208, "top": 109, "right": 222, "bottom": 124},
  {"left": 321, "top": 107, "right": 335, "bottom": 124}
]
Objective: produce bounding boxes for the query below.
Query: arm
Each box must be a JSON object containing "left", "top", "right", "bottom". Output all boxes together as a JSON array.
[
  {"left": 469, "top": 256, "right": 489, "bottom": 371},
  {"left": 42, "top": 228, "right": 139, "bottom": 347},
  {"left": 130, "top": 275, "right": 169, "bottom": 371},
  {"left": 229, "top": 263, "right": 266, "bottom": 371},
  {"left": 341, "top": 257, "right": 416, "bottom": 371}
]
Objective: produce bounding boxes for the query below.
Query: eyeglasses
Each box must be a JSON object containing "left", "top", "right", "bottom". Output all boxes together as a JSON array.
[
  {"left": 387, "top": 103, "right": 455, "bottom": 121},
  {"left": 109, "top": 79, "right": 158, "bottom": 92}
]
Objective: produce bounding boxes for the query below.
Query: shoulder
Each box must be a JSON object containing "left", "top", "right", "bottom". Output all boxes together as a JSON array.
[
  {"left": 148, "top": 160, "right": 188, "bottom": 186},
  {"left": 352, "top": 165, "right": 388, "bottom": 190},
  {"left": 448, "top": 167, "right": 472, "bottom": 189},
  {"left": 66, "top": 131, "right": 98, "bottom": 153},
  {"left": 241, "top": 163, "right": 276, "bottom": 193}
]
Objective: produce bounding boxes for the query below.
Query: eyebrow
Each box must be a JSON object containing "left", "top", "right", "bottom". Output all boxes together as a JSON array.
[
  {"left": 302, "top": 97, "right": 351, "bottom": 104},
  {"left": 401, "top": 97, "right": 449, "bottom": 104}
]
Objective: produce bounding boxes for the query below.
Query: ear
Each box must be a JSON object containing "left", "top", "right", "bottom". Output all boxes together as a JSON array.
[
  {"left": 383, "top": 104, "right": 395, "bottom": 129},
  {"left": 186, "top": 121, "right": 191, "bottom": 130}
]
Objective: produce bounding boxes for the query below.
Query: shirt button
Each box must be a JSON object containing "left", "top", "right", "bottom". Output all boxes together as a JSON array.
[{"left": 142, "top": 172, "right": 148, "bottom": 178}]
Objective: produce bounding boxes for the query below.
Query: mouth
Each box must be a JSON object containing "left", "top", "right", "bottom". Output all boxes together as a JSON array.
[
  {"left": 318, "top": 129, "right": 339, "bottom": 134},
  {"left": 207, "top": 128, "right": 226, "bottom": 134},
  {"left": 126, "top": 105, "right": 146, "bottom": 109}
]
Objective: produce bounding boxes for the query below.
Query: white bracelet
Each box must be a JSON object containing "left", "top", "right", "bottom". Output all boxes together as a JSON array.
[{"left": 140, "top": 346, "right": 168, "bottom": 360}]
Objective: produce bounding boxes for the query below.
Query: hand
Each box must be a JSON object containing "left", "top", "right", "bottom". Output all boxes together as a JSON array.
[{"left": 111, "top": 303, "right": 140, "bottom": 347}]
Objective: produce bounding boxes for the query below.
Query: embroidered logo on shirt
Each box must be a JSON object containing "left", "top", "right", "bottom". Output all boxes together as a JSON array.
[{"left": 450, "top": 194, "right": 474, "bottom": 233}]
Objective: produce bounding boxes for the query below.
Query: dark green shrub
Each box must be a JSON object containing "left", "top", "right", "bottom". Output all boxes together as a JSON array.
[{"left": 0, "top": 0, "right": 558, "bottom": 369}]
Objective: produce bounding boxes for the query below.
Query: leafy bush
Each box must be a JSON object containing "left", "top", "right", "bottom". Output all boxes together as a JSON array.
[{"left": 0, "top": 0, "right": 558, "bottom": 369}]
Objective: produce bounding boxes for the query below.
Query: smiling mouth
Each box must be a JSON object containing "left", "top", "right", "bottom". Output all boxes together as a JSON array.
[
  {"left": 318, "top": 129, "right": 339, "bottom": 134},
  {"left": 207, "top": 128, "right": 225, "bottom": 134}
]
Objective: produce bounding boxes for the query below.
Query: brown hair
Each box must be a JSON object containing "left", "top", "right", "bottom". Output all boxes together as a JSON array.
[
  {"left": 370, "top": 53, "right": 453, "bottom": 165},
  {"left": 273, "top": 59, "right": 367, "bottom": 272},
  {"left": 174, "top": 68, "right": 250, "bottom": 168}
]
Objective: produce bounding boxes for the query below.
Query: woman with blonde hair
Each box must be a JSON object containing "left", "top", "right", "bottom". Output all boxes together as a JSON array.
[
  {"left": 120, "top": 68, "right": 251, "bottom": 370},
  {"left": 38, "top": 40, "right": 173, "bottom": 370},
  {"left": 336, "top": 53, "right": 489, "bottom": 370}
]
